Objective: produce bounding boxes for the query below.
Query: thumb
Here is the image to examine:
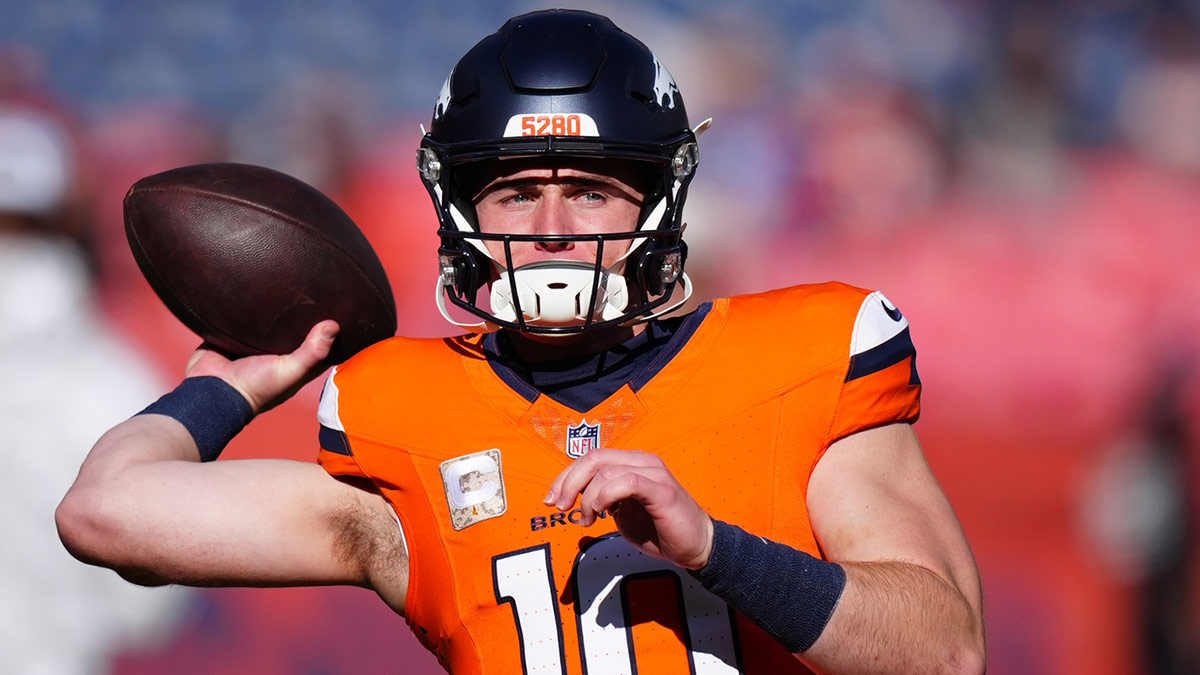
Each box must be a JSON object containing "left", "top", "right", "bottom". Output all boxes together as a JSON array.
[
  {"left": 287, "top": 320, "right": 340, "bottom": 374},
  {"left": 254, "top": 320, "right": 340, "bottom": 413}
]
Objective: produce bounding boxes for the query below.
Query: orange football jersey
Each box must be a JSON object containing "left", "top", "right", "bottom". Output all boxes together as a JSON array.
[{"left": 317, "top": 282, "right": 920, "bottom": 674}]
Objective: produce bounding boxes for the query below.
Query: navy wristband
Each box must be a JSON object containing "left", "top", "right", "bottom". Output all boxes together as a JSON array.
[
  {"left": 690, "top": 518, "right": 846, "bottom": 653},
  {"left": 137, "top": 376, "right": 255, "bottom": 462}
]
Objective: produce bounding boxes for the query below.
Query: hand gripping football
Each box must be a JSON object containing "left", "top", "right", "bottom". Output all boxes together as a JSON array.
[{"left": 124, "top": 162, "right": 397, "bottom": 365}]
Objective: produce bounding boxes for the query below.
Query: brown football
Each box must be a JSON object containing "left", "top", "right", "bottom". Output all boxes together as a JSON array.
[{"left": 124, "top": 162, "right": 397, "bottom": 365}]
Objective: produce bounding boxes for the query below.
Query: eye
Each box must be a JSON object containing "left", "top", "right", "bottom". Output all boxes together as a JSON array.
[{"left": 499, "top": 192, "right": 534, "bottom": 205}]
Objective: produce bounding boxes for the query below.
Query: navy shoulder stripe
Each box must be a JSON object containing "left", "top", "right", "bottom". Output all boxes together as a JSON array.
[
  {"left": 845, "top": 327, "right": 920, "bottom": 384},
  {"left": 319, "top": 424, "right": 354, "bottom": 456}
]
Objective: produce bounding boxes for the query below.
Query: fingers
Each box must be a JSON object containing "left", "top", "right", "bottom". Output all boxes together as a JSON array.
[
  {"left": 576, "top": 466, "right": 675, "bottom": 527},
  {"left": 545, "top": 448, "right": 662, "bottom": 511},
  {"left": 546, "top": 450, "right": 714, "bottom": 568}
]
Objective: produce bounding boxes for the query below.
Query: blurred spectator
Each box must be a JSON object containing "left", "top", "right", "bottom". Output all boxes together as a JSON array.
[
  {"left": 1082, "top": 363, "right": 1198, "bottom": 674},
  {"left": 1115, "top": 4, "right": 1200, "bottom": 174},
  {"left": 226, "top": 69, "right": 378, "bottom": 199},
  {"left": 788, "top": 78, "right": 951, "bottom": 242},
  {"left": 0, "top": 51, "right": 189, "bottom": 674},
  {"left": 958, "top": 2, "right": 1074, "bottom": 205}
]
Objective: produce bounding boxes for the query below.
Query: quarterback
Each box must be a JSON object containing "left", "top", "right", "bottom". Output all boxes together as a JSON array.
[{"left": 58, "top": 10, "right": 985, "bottom": 674}]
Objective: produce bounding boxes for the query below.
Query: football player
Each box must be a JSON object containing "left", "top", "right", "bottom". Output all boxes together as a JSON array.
[{"left": 58, "top": 10, "right": 984, "bottom": 674}]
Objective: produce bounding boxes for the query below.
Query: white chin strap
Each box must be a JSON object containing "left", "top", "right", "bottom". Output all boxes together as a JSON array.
[{"left": 491, "top": 260, "right": 629, "bottom": 326}]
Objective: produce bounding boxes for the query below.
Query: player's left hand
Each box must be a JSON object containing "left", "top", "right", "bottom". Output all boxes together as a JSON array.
[{"left": 545, "top": 448, "right": 714, "bottom": 569}]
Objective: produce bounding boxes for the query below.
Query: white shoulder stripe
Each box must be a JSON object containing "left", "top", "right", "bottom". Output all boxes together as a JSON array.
[
  {"left": 385, "top": 502, "right": 410, "bottom": 560},
  {"left": 317, "top": 367, "right": 345, "bottom": 432},
  {"left": 849, "top": 291, "right": 910, "bottom": 357}
]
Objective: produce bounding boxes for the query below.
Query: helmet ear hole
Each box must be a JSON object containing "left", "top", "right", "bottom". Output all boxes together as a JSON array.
[
  {"left": 439, "top": 244, "right": 491, "bottom": 297},
  {"left": 641, "top": 259, "right": 664, "bottom": 297},
  {"left": 635, "top": 240, "right": 687, "bottom": 298}
]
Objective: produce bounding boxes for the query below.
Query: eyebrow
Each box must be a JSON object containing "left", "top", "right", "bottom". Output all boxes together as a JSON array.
[{"left": 475, "top": 175, "right": 641, "bottom": 202}]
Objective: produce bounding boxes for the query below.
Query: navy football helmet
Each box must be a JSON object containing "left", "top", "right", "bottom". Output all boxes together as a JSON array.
[{"left": 418, "top": 9, "right": 703, "bottom": 334}]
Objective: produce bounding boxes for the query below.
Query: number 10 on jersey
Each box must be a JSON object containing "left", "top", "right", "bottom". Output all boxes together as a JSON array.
[{"left": 493, "top": 534, "right": 745, "bottom": 674}]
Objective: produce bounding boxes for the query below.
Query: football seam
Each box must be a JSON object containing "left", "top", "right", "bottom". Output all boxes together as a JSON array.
[{"left": 133, "top": 184, "right": 398, "bottom": 325}]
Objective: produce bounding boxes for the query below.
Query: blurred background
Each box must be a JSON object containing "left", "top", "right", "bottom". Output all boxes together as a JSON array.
[{"left": 3, "top": 0, "right": 1199, "bottom": 673}]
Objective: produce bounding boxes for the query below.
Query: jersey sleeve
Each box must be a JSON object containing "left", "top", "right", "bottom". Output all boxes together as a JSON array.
[
  {"left": 827, "top": 290, "right": 922, "bottom": 444},
  {"left": 315, "top": 368, "right": 370, "bottom": 479}
]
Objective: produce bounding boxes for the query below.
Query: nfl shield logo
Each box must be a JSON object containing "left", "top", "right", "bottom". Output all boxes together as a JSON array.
[{"left": 565, "top": 420, "right": 601, "bottom": 459}]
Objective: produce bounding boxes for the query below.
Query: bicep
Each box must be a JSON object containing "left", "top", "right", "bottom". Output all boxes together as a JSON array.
[
  {"left": 81, "top": 455, "right": 391, "bottom": 589},
  {"left": 807, "top": 423, "right": 980, "bottom": 609}
]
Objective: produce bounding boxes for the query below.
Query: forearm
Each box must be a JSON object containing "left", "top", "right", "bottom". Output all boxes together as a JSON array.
[
  {"left": 73, "top": 414, "right": 202, "bottom": 483},
  {"left": 691, "top": 520, "right": 984, "bottom": 675},
  {"left": 801, "top": 560, "right": 985, "bottom": 675},
  {"left": 73, "top": 375, "right": 254, "bottom": 481}
]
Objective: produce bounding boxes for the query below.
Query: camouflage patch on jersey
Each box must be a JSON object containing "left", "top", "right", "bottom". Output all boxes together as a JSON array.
[{"left": 440, "top": 449, "right": 507, "bottom": 530}]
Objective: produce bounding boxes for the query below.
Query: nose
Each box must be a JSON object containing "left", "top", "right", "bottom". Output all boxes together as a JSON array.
[{"left": 531, "top": 193, "right": 575, "bottom": 253}]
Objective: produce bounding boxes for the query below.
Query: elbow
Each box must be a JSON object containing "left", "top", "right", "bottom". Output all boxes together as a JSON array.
[
  {"left": 56, "top": 485, "right": 119, "bottom": 566},
  {"left": 947, "top": 647, "right": 986, "bottom": 675},
  {"left": 56, "top": 485, "right": 161, "bottom": 584},
  {"left": 943, "top": 623, "right": 986, "bottom": 675}
]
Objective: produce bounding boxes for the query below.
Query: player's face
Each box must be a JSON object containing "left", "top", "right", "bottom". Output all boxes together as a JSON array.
[{"left": 471, "top": 158, "right": 647, "bottom": 271}]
